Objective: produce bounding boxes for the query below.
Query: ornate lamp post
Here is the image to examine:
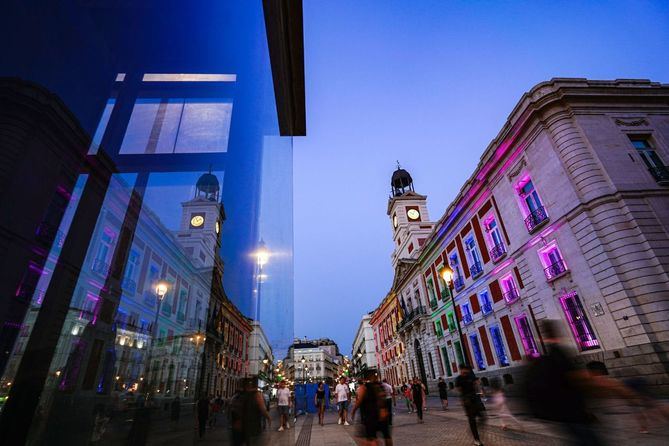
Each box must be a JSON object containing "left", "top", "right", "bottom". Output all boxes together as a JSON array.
[
  {"left": 439, "top": 266, "right": 469, "bottom": 366},
  {"left": 144, "top": 281, "right": 168, "bottom": 393}
]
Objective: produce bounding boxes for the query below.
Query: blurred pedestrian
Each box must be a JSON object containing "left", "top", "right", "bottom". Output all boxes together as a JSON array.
[
  {"left": 315, "top": 382, "right": 326, "bottom": 426},
  {"left": 351, "top": 371, "right": 393, "bottom": 446},
  {"left": 335, "top": 377, "right": 351, "bottom": 425},
  {"left": 522, "top": 320, "right": 602, "bottom": 446},
  {"left": 411, "top": 377, "right": 424, "bottom": 423},
  {"left": 402, "top": 383, "right": 413, "bottom": 413},
  {"left": 277, "top": 380, "right": 291, "bottom": 431},
  {"left": 455, "top": 365, "right": 486, "bottom": 446},
  {"left": 197, "top": 395, "right": 209, "bottom": 439},
  {"left": 230, "top": 378, "right": 271, "bottom": 446},
  {"left": 170, "top": 397, "right": 181, "bottom": 431},
  {"left": 487, "top": 379, "right": 521, "bottom": 431},
  {"left": 381, "top": 379, "right": 395, "bottom": 425},
  {"left": 438, "top": 377, "right": 449, "bottom": 410}
]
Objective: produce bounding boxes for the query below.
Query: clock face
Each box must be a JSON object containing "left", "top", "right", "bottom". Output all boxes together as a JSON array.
[
  {"left": 215, "top": 220, "right": 220, "bottom": 234},
  {"left": 407, "top": 209, "right": 420, "bottom": 220},
  {"left": 392, "top": 214, "right": 398, "bottom": 228},
  {"left": 190, "top": 214, "right": 205, "bottom": 228}
]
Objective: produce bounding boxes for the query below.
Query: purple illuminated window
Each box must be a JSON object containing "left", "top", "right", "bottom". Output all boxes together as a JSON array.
[
  {"left": 560, "top": 291, "right": 599, "bottom": 351},
  {"left": 514, "top": 314, "right": 540, "bottom": 358}
]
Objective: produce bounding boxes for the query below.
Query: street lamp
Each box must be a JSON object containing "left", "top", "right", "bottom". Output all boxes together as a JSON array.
[
  {"left": 254, "top": 239, "right": 270, "bottom": 321},
  {"left": 439, "top": 265, "right": 468, "bottom": 367},
  {"left": 144, "top": 281, "right": 168, "bottom": 393},
  {"left": 301, "top": 356, "right": 306, "bottom": 384}
]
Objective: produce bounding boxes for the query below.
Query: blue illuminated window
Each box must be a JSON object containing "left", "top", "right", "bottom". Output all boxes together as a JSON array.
[{"left": 489, "top": 325, "right": 510, "bottom": 366}]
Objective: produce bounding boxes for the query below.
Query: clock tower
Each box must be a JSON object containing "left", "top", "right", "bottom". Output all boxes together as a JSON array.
[
  {"left": 387, "top": 164, "right": 434, "bottom": 268},
  {"left": 176, "top": 171, "right": 225, "bottom": 268}
]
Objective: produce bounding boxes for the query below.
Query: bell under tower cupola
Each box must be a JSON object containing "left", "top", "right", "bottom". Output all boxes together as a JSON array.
[
  {"left": 195, "top": 167, "right": 220, "bottom": 202},
  {"left": 387, "top": 163, "right": 434, "bottom": 268},
  {"left": 391, "top": 161, "right": 414, "bottom": 197}
]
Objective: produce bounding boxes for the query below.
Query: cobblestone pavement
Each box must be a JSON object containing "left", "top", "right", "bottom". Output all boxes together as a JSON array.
[
  {"left": 307, "top": 397, "right": 669, "bottom": 446},
  {"left": 112, "top": 396, "right": 668, "bottom": 445}
]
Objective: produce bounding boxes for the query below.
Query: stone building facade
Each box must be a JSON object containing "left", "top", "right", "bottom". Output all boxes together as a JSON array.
[
  {"left": 375, "top": 78, "right": 669, "bottom": 394},
  {"left": 351, "top": 312, "right": 378, "bottom": 375}
]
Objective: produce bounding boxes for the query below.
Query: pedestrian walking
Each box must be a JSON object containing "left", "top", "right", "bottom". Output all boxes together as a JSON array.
[
  {"left": 351, "top": 371, "right": 393, "bottom": 446},
  {"left": 381, "top": 379, "right": 395, "bottom": 425},
  {"left": 455, "top": 365, "right": 486, "bottom": 446},
  {"left": 170, "top": 397, "right": 181, "bottom": 431},
  {"left": 315, "top": 382, "right": 327, "bottom": 426},
  {"left": 209, "top": 395, "right": 221, "bottom": 428},
  {"left": 488, "top": 379, "right": 522, "bottom": 431},
  {"left": 276, "top": 380, "right": 291, "bottom": 431},
  {"left": 438, "top": 377, "right": 449, "bottom": 410},
  {"left": 411, "top": 377, "right": 424, "bottom": 423},
  {"left": 335, "top": 377, "right": 351, "bottom": 425},
  {"left": 230, "top": 378, "right": 271, "bottom": 446},
  {"left": 401, "top": 384, "right": 413, "bottom": 413},
  {"left": 197, "top": 395, "right": 210, "bottom": 439}
]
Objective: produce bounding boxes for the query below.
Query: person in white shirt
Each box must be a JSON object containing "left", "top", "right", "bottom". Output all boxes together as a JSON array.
[
  {"left": 381, "top": 379, "right": 395, "bottom": 425},
  {"left": 335, "top": 377, "right": 351, "bottom": 425},
  {"left": 276, "top": 381, "right": 291, "bottom": 431}
]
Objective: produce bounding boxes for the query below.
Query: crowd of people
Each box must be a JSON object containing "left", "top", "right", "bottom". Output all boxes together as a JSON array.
[{"left": 175, "top": 323, "right": 669, "bottom": 446}]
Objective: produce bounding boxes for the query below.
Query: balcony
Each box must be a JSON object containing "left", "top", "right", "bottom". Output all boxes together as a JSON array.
[
  {"left": 470, "top": 261, "right": 483, "bottom": 278},
  {"left": 544, "top": 260, "right": 568, "bottom": 281},
  {"left": 91, "top": 259, "right": 110, "bottom": 276},
  {"left": 453, "top": 276, "right": 465, "bottom": 292},
  {"left": 489, "top": 243, "right": 507, "bottom": 263},
  {"left": 436, "top": 329, "right": 444, "bottom": 339},
  {"left": 398, "top": 305, "right": 426, "bottom": 330},
  {"left": 481, "top": 301, "right": 493, "bottom": 315},
  {"left": 462, "top": 313, "right": 473, "bottom": 325},
  {"left": 429, "top": 298, "right": 438, "bottom": 310},
  {"left": 503, "top": 287, "right": 520, "bottom": 304},
  {"left": 649, "top": 165, "right": 669, "bottom": 185},
  {"left": 524, "top": 206, "right": 549, "bottom": 233}
]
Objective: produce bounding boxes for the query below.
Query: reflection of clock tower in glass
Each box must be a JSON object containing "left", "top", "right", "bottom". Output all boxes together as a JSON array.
[
  {"left": 177, "top": 170, "right": 225, "bottom": 268},
  {"left": 387, "top": 164, "right": 434, "bottom": 268}
]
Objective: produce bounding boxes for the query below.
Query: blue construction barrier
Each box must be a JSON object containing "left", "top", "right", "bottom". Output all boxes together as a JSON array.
[{"left": 294, "top": 383, "right": 330, "bottom": 414}]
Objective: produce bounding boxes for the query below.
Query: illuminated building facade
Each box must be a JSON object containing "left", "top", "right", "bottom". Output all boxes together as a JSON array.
[{"left": 378, "top": 79, "right": 669, "bottom": 394}]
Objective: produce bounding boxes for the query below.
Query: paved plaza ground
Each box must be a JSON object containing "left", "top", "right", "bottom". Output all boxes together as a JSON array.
[{"left": 144, "top": 395, "right": 669, "bottom": 446}]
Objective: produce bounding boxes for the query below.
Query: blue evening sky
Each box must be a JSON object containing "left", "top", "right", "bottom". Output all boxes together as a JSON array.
[{"left": 293, "top": 0, "right": 669, "bottom": 353}]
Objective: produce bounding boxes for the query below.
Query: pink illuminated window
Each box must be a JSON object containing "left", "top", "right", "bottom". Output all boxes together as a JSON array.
[
  {"left": 500, "top": 274, "right": 519, "bottom": 303},
  {"left": 538, "top": 242, "right": 568, "bottom": 281},
  {"left": 560, "top": 291, "right": 599, "bottom": 351}
]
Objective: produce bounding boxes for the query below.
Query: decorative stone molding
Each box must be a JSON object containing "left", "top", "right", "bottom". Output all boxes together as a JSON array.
[
  {"left": 507, "top": 158, "right": 527, "bottom": 181},
  {"left": 614, "top": 118, "right": 648, "bottom": 127}
]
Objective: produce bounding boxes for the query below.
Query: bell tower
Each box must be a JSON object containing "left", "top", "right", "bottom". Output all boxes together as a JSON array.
[
  {"left": 387, "top": 163, "right": 434, "bottom": 268},
  {"left": 176, "top": 170, "right": 225, "bottom": 268}
]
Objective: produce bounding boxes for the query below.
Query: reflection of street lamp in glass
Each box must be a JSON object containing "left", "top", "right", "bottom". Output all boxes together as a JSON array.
[
  {"left": 145, "top": 281, "right": 168, "bottom": 393},
  {"left": 254, "top": 240, "right": 270, "bottom": 321},
  {"left": 439, "top": 265, "right": 468, "bottom": 366}
]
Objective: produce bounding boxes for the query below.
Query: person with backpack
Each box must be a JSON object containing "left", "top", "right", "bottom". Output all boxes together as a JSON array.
[
  {"left": 229, "top": 378, "right": 270, "bottom": 445},
  {"left": 351, "top": 371, "right": 393, "bottom": 446}
]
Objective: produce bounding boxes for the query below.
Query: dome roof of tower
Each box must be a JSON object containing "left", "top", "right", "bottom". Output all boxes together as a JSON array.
[
  {"left": 391, "top": 168, "right": 413, "bottom": 189},
  {"left": 196, "top": 172, "right": 220, "bottom": 194}
]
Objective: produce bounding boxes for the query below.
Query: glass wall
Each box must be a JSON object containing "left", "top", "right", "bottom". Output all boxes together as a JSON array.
[{"left": 0, "top": 1, "right": 301, "bottom": 444}]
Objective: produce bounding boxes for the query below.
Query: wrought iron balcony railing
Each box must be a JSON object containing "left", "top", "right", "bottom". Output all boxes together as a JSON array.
[
  {"left": 462, "top": 313, "right": 473, "bottom": 325},
  {"left": 436, "top": 329, "right": 444, "bottom": 339},
  {"left": 453, "top": 276, "right": 465, "bottom": 292},
  {"left": 481, "top": 301, "right": 493, "bottom": 314},
  {"left": 649, "top": 165, "right": 669, "bottom": 185},
  {"left": 470, "top": 261, "right": 483, "bottom": 278},
  {"left": 503, "top": 287, "right": 520, "bottom": 304},
  {"left": 122, "top": 278, "right": 137, "bottom": 294},
  {"left": 544, "top": 260, "right": 568, "bottom": 281},
  {"left": 430, "top": 298, "right": 438, "bottom": 310},
  {"left": 489, "top": 243, "right": 507, "bottom": 263},
  {"left": 524, "top": 206, "right": 549, "bottom": 233},
  {"left": 398, "top": 305, "right": 426, "bottom": 329}
]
